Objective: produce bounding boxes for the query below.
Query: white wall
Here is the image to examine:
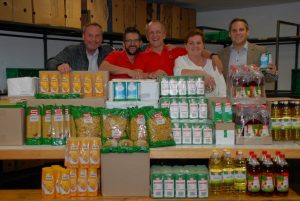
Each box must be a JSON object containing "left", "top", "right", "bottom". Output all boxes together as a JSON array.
[{"left": 197, "top": 2, "right": 300, "bottom": 90}]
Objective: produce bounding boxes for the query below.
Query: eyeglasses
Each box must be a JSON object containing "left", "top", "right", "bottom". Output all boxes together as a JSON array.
[{"left": 125, "top": 39, "right": 140, "bottom": 44}]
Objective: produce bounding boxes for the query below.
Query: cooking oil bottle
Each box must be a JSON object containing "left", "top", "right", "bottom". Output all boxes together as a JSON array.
[
  {"left": 247, "top": 153, "right": 261, "bottom": 196},
  {"left": 209, "top": 150, "right": 222, "bottom": 195},
  {"left": 271, "top": 101, "right": 281, "bottom": 141},
  {"left": 275, "top": 153, "right": 289, "bottom": 196},
  {"left": 234, "top": 151, "right": 246, "bottom": 194},
  {"left": 222, "top": 150, "right": 234, "bottom": 194},
  {"left": 292, "top": 101, "right": 300, "bottom": 141},
  {"left": 261, "top": 154, "right": 275, "bottom": 196},
  {"left": 281, "top": 101, "right": 292, "bottom": 141}
]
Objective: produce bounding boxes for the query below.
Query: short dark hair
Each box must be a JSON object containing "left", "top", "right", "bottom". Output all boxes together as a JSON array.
[
  {"left": 82, "top": 22, "right": 103, "bottom": 34},
  {"left": 185, "top": 29, "right": 205, "bottom": 44},
  {"left": 229, "top": 18, "right": 249, "bottom": 31},
  {"left": 123, "top": 26, "right": 142, "bottom": 42}
]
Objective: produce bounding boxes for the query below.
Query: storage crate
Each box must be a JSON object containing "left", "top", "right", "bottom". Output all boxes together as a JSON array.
[{"left": 6, "top": 68, "right": 41, "bottom": 79}]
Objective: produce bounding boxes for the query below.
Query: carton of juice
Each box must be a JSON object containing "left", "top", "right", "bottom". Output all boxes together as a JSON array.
[
  {"left": 88, "top": 168, "right": 98, "bottom": 196},
  {"left": 39, "top": 72, "right": 49, "bottom": 94},
  {"left": 41, "top": 167, "right": 55, "bottom": 199},
  {"left": 51, "top": 165, "right": 63, "bottom": 198},
  {"left": 83, "top": 73, "right": 93, "bottom": 97},
  {"left": 89, "top": 137, "right": 101, "bottom": 168},
  {"left": 61, "top": 73, "right": 71, "bottom": 94},
  {"left": 79, "top": 137, "right": 90, "bottom": 168},
  {"left": 68, "top": 168, "right": 77, "bottom": 197},
  {"left": 60, "top": 168, "right": 71, "bottom": 199},
  {"left": 77, "top": 168, "right": 88, "bottom": 196},
  {"left": 94, "top": 73, "right": 104, "bottom": 97},
  {"left": 65, "top": 137, "right": 79, "bottom": 168},
  {"left": 72, "top": 73, "right": 82, "bottom": 94},
  {"left": 50, "top": 72, "right": 60, "bottom": 94}
]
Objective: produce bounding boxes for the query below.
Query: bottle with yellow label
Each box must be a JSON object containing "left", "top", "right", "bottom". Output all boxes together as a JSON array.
[
  {"left": 61, "top": 73, "right": 71, "bottom": 94},
  {"left": 39, "top": 72, "right": 49, "bottom": 94},
  {"left": 50, "top": 72, "right": 60, "bottom": 94},
  {"left": 72, "top": 73, "right": 82, "bottom": 94},
  {"left": 60, "top": 168, "right": 71, "bottom": 199},
  {"left": 77, "top": 168, "right": 88, "bottom": 197}
]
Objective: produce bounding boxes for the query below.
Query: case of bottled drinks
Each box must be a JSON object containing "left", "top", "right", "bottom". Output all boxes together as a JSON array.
[{"left": 228, "top": 65, "right": 266, "bottom": 105}]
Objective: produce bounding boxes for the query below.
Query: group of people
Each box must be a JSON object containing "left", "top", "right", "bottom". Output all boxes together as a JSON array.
[{"left": 46, "top": 18, "right": 278, "bottom": 97}]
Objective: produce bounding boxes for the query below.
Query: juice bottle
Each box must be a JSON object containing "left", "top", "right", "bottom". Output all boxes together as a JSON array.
[
  {"left": 209, "top": 151, "right": 222, "bottom": 195},
  {"left": 235, "top": 105, "right": 246, "bottom": 137},
  {"left": 247, "top": 153, "right": 261, "bottom": 196},
  {"left": 259, "top": 150, "right": 268, "bottom": 164},
  {"left": 272, "top": 150, "right": 281, "bottom": 164},
  {"left": 275, "top": 154, "right": 289, "bottom": 196},
  {"left": 234, "top": 151, "right": 247, "bottom": 194},
  {"left": 246, "top": 106, "right": 261, "bottom": 137},
  {"left": 281, "top": 101, "right": 292, "bottom": 141},
  {"left": 271, "top": 101, "right": 281, "bottom": 141},
  {"left": 247, "top": 150, "right": 254, "bottom": 166},
  {"left": 261, "top": 154, "right": 274, "bottom": 196},
  {"left": 222, "top": 151, "right": 234, "bottom": 194}
]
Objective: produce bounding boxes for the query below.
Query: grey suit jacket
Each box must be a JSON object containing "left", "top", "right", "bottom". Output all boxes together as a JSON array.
[{"left": 218, "top": 42, "right": 267, "bottom": 79}]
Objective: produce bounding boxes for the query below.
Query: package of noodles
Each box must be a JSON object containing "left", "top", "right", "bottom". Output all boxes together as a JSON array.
[
  {"left": 73, "top": 106, "right": 101, "bottom": 138},
  {"left": 26, "top": 106, "right": 42, "bottom": 145},
  {"left": 41, "top": 105, "right": 52, "bottom": 145},
  {"left": 145, "top": 108, "right": 175, "bottom": 148},
  {"left": 101, "top": 108, "right": 129, "bottom": 148},
  {"left": 63, "top": 105, "right": 71, "bottom": 139},
  {"left": 128, "top": 107, "right": 152, "bottom": 152},
  {"left": 51, "top": 105, "right": 65, "bottom": 145}
]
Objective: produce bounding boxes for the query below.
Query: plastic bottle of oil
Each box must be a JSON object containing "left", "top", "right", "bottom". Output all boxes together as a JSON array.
[
  {"left": 275, "top": 153, "right": 289, "bottom": 196},
  {"left": 271, "top": 101, "right": 281, "bottom": 141},
  {"left": 281, "top": 101, "right": 292, "bottom": 141},
  {"left": 261, "top": 154, "right": 275, "bottom": 196},
  {"left": 292, "top": 101, "right": 300, "bottom": 141},
  {"left": 222, "top": 151, "right": 234, "bottom": 194},
  {"left": 247, "top": 153, "right": 261, "bottom": 196},
  {"left": 234, "top": 151, "right": 246, "bottom": 194},
  {"left": 209, "top": 151, "right": 222, "bottom": 195}
]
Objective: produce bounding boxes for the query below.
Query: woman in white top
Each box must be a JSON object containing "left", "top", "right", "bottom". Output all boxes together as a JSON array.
[{"left": 174, "top": 30, "right": 226, "bottom": 97}]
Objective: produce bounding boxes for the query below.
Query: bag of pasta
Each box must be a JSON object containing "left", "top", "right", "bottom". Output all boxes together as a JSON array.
[
  {"left": 63, "top": 105, "right": 71, "bottom": 139},
  {"left": 128, "top": 107, "right": 152, "bottom": 151},
  {"left": 51, "top": 105, "right": 65, "bottom": 145},
  {"left": 41, "top": 105, "right": 52, "bottom": 145},
  {"left": 145, "top": 108, "right": 175, "bottom": 148},
  {"left": 73, "top": 106, "right": 101, "bottom": 138},
  {"left": 69, "top": 106, "right": 77, "bottom": 137},
  {"left": 26, "top": 106, "right": 42, "bottom": 145},
  {"left": 101, "top": 108, "right": 129, "bottom": 148}
]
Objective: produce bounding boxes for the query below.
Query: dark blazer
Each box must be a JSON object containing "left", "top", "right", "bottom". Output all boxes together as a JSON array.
[
  {"left": 46, "top": 42, "right": 113, "bottom": 70},
  {"left": 218, "top": 42, "right": 267, "bottom": 79}
]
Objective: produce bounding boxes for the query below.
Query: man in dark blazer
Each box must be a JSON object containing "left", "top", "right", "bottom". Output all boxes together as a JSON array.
[{"left": 218, "top": 18, "right": 277, "bottom": 81}]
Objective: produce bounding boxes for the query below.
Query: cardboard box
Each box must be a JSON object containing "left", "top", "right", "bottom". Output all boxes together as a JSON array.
[
  {"left": 124, "top": 0, "right": 136, "bottom": 29},
  {"left": 0, "top": 0, "right": 13, "bottom": 21},
  {"left": 215, "top": 122, "right": 235, "bottom": 145},
  {"left": 86, "top": 0, "right": 108, "bottom": 31},
  {"left": 235, "top": 136, "right": 272, "bottom": 145},
  {"left": 0, "top": 108, "right": 25, "bottom": 146},
  {"left": 111, "top": 0, "right": 124, "bottom": 33},
  {"left": 65, "top": 0, "right": 81, "bottom": 29},
  {"left": 13, "top": 0, "right": 32, "bottom": 23},
  {"left": 101, "top": 153, "right": 150, "bottom": 196},
  {"left": 27, "top": 97, "right": 105, "bottom": 107},
  {"left": 33, "top": 0, "right": 65, "bottom": 26},
  {"left": 135, "top": 0, "right": 147, "bottom": 35}
]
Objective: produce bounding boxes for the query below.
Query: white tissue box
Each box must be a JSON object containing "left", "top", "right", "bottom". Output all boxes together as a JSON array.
[{"left": 7, "top": 77, "right": 38, "bottom": 96}]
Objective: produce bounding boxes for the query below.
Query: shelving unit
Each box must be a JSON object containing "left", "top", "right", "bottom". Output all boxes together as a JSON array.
[{"left": 1, "top": 142, "right": 300, "bottom": 160}]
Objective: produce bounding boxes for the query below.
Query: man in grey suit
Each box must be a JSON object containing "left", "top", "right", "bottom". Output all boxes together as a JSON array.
[{"left": 218, "top": 18, "right": 277, "bottom": 81}]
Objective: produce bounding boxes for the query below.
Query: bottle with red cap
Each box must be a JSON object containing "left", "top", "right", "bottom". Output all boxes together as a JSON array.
[
  {"left": 246, "top": 153, "right": 261, "bottom": 196},
  {"left": 272, "top": 150, "right": 281, "bottom": 164},
  {"left": 259, "top": 150, "right": 268, "bottom": 164},
  {"left": 275, "top": 153, "right": 289, "bottom": 196},
  {"left": 261, "top": 154, "right": 275, "bottom": 196}
]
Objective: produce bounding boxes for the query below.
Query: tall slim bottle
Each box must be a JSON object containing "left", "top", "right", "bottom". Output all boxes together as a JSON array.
[
  {"left": 222, "top": 151, "right": 234, "bottom": 194},
  {"left": 209, "top": 151, "right": 222, "bottom": 195},
  {"left": 234, "top": 151, "right": 247, "bottom": 194}
]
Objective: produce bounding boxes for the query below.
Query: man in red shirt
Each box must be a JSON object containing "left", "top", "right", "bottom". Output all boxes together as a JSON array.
[
  {"left": 134, "top": 20, "right": 223, "bottom": 79},
  {"left": 99, "top": 27, "right": 147, "bottom": 80}
]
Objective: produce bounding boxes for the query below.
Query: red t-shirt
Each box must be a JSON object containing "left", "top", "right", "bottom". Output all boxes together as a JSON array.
[
  {"left": 104, "top": 50, "right": 144, "bottom": 80},
  {"left": 134, "top": 46, "right": 187, "bottom": 76}
]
